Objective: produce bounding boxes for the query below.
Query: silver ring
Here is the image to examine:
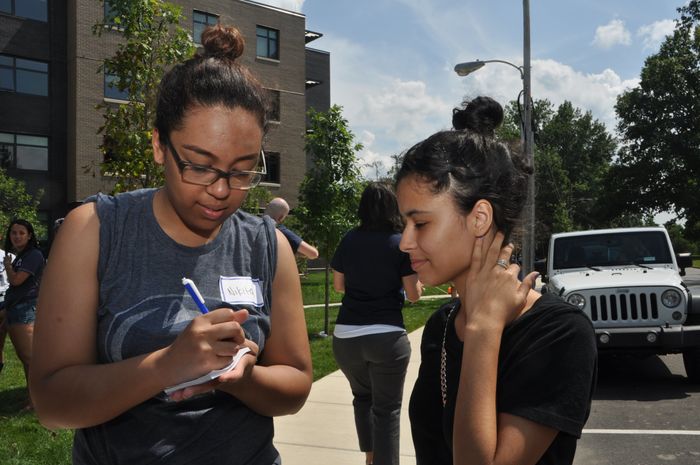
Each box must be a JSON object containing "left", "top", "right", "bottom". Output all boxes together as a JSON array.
[{"left": 496, "top": 258, "right": 509, "bottom": 269}]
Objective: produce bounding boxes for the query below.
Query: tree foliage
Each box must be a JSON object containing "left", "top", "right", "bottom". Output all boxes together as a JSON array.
[
  {"left": 241, "top": 186, "right": 273, "bottom": 215},
  {"left": 92, "top": 0, "right": 195, "bottom": 193},
  {"left": 613, "top": 0, "right": 700, "bottom": 236},
  {"left": 296, "top": 105, "right": 364, "bottom": 334},
  {"left": 0, "top": 168, "right": 46, "bottom": 242},
  {"left": 502, "top": 99, "right": 617, "bottom": 255}
]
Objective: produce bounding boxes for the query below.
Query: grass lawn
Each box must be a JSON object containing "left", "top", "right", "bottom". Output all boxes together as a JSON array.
[
  {"left": 0, "top": 344, "right": 73, "bottom": 465},
  {"left": 0, "top": 270, "right": 449, "bottom": 464},
  {"left": 306, "top": 297, "right": 450, "bottom": 380},
  {"left": 300, "top": 267, "right": 450, "bottom": 305}
]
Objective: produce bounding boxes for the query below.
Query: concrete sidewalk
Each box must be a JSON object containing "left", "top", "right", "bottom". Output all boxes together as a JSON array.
[{"left": 273, "top": 327, "right": 424, "bottom": 465}]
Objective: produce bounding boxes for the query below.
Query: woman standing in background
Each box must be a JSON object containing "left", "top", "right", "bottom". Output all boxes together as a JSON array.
[
  {"left": 331, "top": 182, "right": 423, "bottom": 465},
  {"left": 3, "top": 218, "right": 45, "bottom": 409}
]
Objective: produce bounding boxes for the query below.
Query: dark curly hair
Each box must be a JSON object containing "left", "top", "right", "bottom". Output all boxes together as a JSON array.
[
  {"left": 155, "top": 24, "right": 270, "bottom": 146},
  {"left": 396, "top": 96, "right": 532, "bottom": 241}
]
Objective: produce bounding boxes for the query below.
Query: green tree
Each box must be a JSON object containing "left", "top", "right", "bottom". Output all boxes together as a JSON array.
[
  {"left": 92, "top": 0, "right": 195, "bottom": 193},
  {"left": 502, "top": 99, "right": 616, "bottom": 256},
  {"left": 0, "top": 168, "right": 46, "bottom": 241},
  {"left": 241, "top": 186, "right": 273, "bottom": 215},
  {"left": 613, "top": 1, "right": 700, "bottom": 236},
  {"left": 384, "top": 152, "right": 404, "bottom": 183},
  {"left": 665, "top": 222, "right": 698, "bottom": 254},
  {"left": 296, "top": 105, "right": 364, "bottom": 335},
  {"left": 538, "top": 101, "right": 616, "bottom": 231}
]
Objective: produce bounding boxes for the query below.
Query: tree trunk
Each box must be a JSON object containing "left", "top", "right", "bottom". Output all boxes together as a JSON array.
[{"left": 323, "top": 239, "right": 330, "bottom": 336}]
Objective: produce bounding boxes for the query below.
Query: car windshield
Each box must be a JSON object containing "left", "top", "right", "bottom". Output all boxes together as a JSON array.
[{"left": 552, "top": 231, "right": 673, "bottom": 270}]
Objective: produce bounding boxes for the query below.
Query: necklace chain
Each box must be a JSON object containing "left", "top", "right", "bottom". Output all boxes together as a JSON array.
[{"left": 440, "top": 303, "right": 458, "bottom": 408}]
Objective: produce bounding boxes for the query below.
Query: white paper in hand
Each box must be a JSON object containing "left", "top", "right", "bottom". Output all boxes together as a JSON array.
[{"left": 164, "top": 347, "right": 252, "bottom": 395}]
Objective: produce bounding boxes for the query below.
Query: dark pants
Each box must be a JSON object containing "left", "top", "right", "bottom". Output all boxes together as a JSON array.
[{"left": 332, "top": 331, "right": 411, "bottom": 465}]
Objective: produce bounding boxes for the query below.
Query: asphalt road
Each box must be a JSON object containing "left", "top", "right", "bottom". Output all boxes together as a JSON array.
[
  {"left": 683, "top": 266, "right": 700, "bottom": 293},
  {"left": 573, "top": 267, "right": 700, "bottom": 465}
]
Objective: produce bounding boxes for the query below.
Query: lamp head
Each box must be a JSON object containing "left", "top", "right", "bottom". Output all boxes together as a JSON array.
[{"left": 454, "top": 61, "right": 486, "bottom": 76}]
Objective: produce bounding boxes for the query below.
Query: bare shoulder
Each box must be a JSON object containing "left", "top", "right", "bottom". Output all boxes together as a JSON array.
[
  {"left": 48, "top": 202, "right": 100, "bottom": 269},
  {"left": 64, "top": 202, "right": 98, "bottom": 225}
]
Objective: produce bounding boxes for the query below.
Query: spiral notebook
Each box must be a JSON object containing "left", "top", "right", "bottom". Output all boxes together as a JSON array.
[{"left": 164, "top": 347, "right": 251, "bottom": 395}]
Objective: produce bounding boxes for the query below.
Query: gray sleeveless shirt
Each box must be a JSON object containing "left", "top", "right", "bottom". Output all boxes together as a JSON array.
[{"left": 73, "top": 189, "right": 280, "bottom": 465}]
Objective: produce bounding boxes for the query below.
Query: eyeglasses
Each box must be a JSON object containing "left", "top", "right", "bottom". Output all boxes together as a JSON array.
[{"left": 166, "top": 139, "right": 267, "bottom": 191}]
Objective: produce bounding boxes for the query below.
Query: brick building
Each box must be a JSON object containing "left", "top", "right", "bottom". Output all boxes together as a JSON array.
[{"left": 0, "top": 0, "right": 330, "bottom": 240}]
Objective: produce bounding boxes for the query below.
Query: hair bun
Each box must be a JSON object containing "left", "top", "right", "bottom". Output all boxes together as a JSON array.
[
  {"left": 200, "top": 24, "right": 245, "bottom": 61},
  {"left": 452, "top": 96, "right": 504, "bottom": 136}
]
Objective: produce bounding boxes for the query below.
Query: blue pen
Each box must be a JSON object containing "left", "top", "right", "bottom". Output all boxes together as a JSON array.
[{"left": 182, "top": 278, "right": 209, "bottom": 314}]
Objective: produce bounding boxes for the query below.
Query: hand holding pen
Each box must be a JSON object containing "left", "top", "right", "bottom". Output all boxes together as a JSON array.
[{"left": 161, "top": 278, "right": 257, "bottom": 400}]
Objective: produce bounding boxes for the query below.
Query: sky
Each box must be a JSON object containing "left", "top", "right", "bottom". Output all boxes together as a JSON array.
[{"left": 257, "top": 1, "right": 683, "bottom": 214}]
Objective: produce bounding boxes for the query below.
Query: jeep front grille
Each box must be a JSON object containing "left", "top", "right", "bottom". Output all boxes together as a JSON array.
[{"left": 589, "top": 292, "right": 659, "bottom": 322}]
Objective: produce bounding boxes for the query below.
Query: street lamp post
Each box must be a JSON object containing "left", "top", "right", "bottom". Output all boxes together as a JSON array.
[{"left": 453, "top": 0, "right": 535, "bottom": 275}]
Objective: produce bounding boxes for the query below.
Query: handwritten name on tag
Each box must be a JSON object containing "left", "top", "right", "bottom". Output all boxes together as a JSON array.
[{"left": 219, "top": 276, "right": 264, "bottom": 307}]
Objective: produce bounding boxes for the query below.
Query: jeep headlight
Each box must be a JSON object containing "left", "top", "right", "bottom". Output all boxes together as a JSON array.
[
  {"left": 567, "top": 293, "right": 586, "bottom": 310},
  {"left": 661, "top": 289, "right": 682, "bottom": 308}
]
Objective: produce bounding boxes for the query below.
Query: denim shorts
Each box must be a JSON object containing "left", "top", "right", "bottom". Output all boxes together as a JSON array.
[{"left": 6, "top": 299, "right": 37, "bottom": 325}]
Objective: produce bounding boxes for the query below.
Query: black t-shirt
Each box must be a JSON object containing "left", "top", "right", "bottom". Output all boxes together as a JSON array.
[
  {"left": 277, "top": 224, "right": 303, "bottom": 254},
  {"left": 330, "top": 228, "right": 415, "bottom": 327},
  {"left": 5, "top": 247, "right": 45, "bottom": 308},
  {"left": 409, "top": 293, "right": 597, "bottom": 465}
]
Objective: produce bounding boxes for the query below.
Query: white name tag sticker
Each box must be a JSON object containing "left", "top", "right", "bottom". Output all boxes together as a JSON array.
[{"left": 219, "top": 276, "right": 264, "bottom": 307}]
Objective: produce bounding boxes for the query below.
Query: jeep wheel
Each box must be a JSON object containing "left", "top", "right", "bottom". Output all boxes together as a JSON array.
[{"left": 683, "top": 348, "right": 700, "bottom": 383}]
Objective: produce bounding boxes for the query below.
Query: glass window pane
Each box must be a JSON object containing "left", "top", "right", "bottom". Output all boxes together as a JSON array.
[
  {"left": 267, "top": 90, "right": 280, "bottom": 121},
  {"left": 207, "top": 15, "right": 218, "bottom": 26},
  {"left": 257, "top": 37, "right": 268, "bottom": 57},
  {"left": 0, "top": 143, "right": 14, "bottom": 169},
  {"left": 270, "top": 41, "right": 278, "bottom": 59},
  {"left": 16, "top": 135, "right": 47, "bottom": 146},
  {"left": 0, "top": 133, "right": 13, "bottom": 143},
  {"left": 16, "top": 70, "right": 48, "bottom": 96},
  {"left": 0, "top": 68, "right": 13, "bottom": 91},
  {"left": 16, "top": 0, "right": 48, "bottom": 22},
  {"left": 104, "top": 74, "right": 129, "bottom": 100},
  {"left": 193, "top": 11, "right": 205, "bottom": 22},
  {"left": 0, "top": 0, "right": 11, "bottom": 14},
  {"left": 16, "top": 58, "right": 48, "bottom": 72},
  {"left": 269, "top": 30, "right": 277, "bottom": 40},
  {"left": 0, "top": 55, "right": 12, "bottom": 66},
  {"left": 262, "top": 152, "right": 280, "bottom": 184},
  {"left": 104, "top": 1, "right": 117, "bottom": 24},
  {"left": 36, "top": 210, "right": 50, "bottom": 242},
  {"left": 193, "top": 22, "right": 205, "bottom": 44},
  {"left": 16, "top": 145, "right": 48, "bottom": 170}
]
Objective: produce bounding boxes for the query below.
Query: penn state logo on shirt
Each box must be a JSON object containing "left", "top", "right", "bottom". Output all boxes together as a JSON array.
[{"left": 219, "top": 276, "right": 264, "bottom": 307}]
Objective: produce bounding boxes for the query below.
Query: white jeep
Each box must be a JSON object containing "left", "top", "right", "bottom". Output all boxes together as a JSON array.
[{"left": 536, "top": 227, "right": 700, "bottom": 382}]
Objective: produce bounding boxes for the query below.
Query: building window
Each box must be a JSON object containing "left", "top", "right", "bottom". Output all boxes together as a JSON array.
[
  {"left": 256, "top": 26, "right": 279, "bottom": 59},
  {"left": 0, "top": 132, "right": 49, "bottom": 171},
  {"left": 104, "top": 0, "right": 118, "bottom": 26},
  {"left": 262, "top": 151, "right": 280, "bottom": 184},
  {"left": 267, "top": 89, "right": 280, "bottom": 122},
  {"left": 0, "top": 0, "right": 47, "bottom": 22},
  {"left": 37, "top": 210, "right": 50, "bottom": 243},
  {"left": 193, "top": 10, "right": 219, "bottom": 45},
  {"left": 104, "top": 73, "right": 129, "bottom": 101},
  {"left": 0, "top": 54, "right": 49, "bottom": 96}
]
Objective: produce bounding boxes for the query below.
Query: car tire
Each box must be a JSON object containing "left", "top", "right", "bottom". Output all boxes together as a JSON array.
[{"left": 682, "top": 348, "right": 700, "bottom": 383}]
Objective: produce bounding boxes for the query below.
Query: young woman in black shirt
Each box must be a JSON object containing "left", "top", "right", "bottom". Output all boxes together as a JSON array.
[{"left": 395, "top": 96, "right": 597, "bottom": 465}]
